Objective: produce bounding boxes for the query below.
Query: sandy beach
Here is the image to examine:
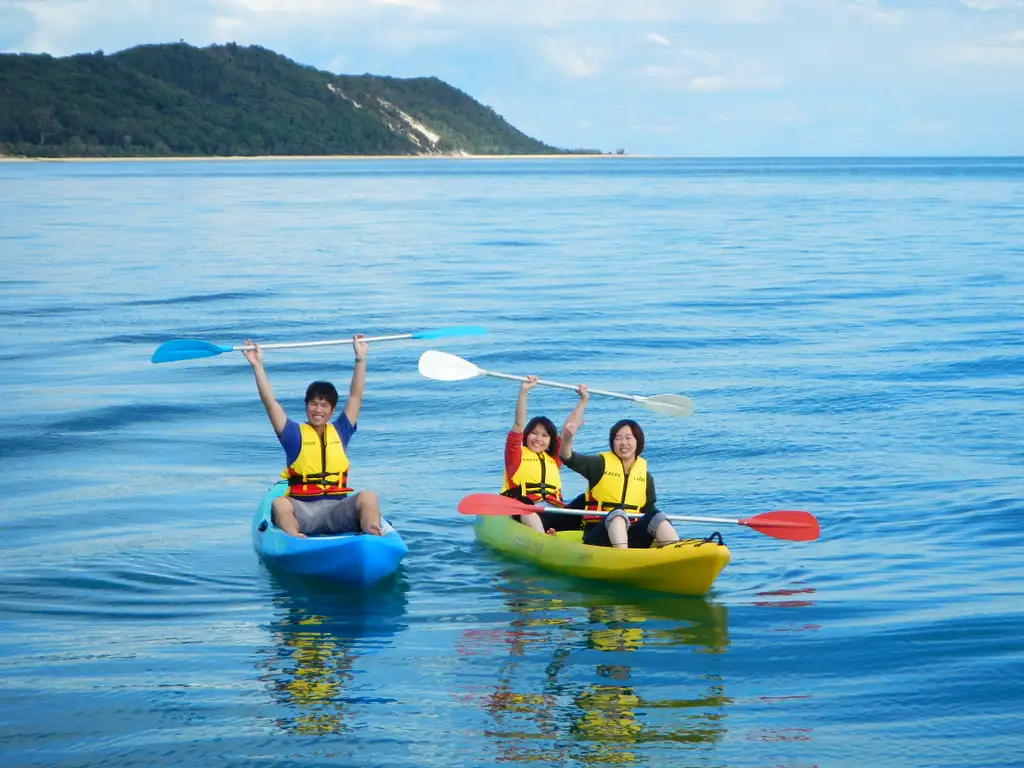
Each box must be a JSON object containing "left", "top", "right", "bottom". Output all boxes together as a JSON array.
[{"left": 0, "top": 153, "right": 621, "bottom": 163}]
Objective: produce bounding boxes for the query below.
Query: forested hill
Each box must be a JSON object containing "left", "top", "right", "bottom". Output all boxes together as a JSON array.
[{"left": 0, "top": 42, "right": 573, "bottom": 158}]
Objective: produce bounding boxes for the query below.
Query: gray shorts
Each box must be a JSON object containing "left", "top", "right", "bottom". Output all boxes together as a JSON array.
[{"left": 289, "top": 492, "right": 363, "bottom": 535}]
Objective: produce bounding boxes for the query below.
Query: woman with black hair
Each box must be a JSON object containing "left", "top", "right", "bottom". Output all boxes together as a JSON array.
[
  {"left": 559, "top": 413, "right": 679, "bottom": 549},
  {"left": 501, "top": 375, "right": 589, "bottom": 533}
]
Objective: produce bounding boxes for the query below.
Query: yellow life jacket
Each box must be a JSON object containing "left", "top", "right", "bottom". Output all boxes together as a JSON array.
[
  {"left": 501, "top": 446, "right": 564, "bottom": 506},
  {"left": 281, "top": 422, "right": 353, "bottom": 497},
  {"left": 584, "top": 452, "right": 648, "bottom": 517}
]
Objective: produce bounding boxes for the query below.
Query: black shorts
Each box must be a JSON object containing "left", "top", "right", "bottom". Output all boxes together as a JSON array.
[{"left": 582, "top": 508, "right": 669, "bottom": 548}]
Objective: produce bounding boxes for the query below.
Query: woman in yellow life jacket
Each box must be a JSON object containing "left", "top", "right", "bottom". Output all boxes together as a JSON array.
[
  {"left": 243, "top": 335, "right": 384, "bottom": 538},
  {"left": 559, "top": 408, "right": 679, "bottom": 549},
  {"left": 501, "top": 376, "right": 589, "bottom": 534}
]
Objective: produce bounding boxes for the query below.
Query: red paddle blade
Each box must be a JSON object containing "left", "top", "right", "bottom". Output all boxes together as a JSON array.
[
  {"left": 739, "top": 510, "right": 820, "bottom": 541},
  {"left": 457, "top": 493, "right": 540, "bottom": 516}
]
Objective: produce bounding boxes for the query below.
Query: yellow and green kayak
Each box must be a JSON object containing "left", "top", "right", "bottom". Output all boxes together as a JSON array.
[{"left": 473, "top": 514, "right": 731, "bottom": 596}]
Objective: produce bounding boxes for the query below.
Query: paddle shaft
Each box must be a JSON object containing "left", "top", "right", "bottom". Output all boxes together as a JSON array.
[
  {"left": 456, "top": 493, "right": 818, "bottom": 540},
  {"left": 525, "top": 504, "right": 779, "bottom": 528},
  {"left": 483, "top": 371, "right": 645, "bottom": 404},
  {"left": 237, "top": 333, "right": 414, "bottom": 352}
]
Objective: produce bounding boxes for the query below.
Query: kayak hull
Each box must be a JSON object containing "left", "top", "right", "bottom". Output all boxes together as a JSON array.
[
  {"left": 474, "top": 514, "right": 730, "bottom": 596},
  {"left": 252, "top": 482, "right": 408, "bottom": 588}
]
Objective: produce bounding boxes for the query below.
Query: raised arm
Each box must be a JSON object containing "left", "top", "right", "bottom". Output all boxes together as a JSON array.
[
  {"left": 512, "top": 376, "right": 539, "bottom": 432},
  {"left": 342, "top": 333, "right": 369, "bottom": 425},
  {"left": 243, "top": 339, "right": 287, "bottom": 435},
  {"left": 566, "top": 383, "right": 588, "bottom": 435},
  {"left": 559, "top": 384, "right": 589, "bottom": 460}
]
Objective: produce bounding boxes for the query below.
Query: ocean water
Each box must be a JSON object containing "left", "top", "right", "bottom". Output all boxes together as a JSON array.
[{"left": 0, "top": 156, "right": 1021, "bottom": 768}]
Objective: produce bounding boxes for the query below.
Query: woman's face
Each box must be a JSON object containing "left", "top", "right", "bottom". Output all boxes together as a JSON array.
[
  {"left": 612, "top": 425, "right": 637, "bottom": 460},
  {"left": 525, "top": 424, "right": 552, "bottom": 453}
]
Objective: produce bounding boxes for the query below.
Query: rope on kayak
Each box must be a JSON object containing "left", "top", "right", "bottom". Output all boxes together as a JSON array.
[{"left": 674, "top": 531, "right": 725, "bottom": 547}]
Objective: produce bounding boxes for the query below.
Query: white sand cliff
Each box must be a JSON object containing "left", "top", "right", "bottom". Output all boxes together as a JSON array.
[{"left": 326, "top": 82, "right": 452, "bottom": 155}]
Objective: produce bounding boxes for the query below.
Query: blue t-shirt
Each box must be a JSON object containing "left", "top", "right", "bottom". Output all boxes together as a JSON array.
[{"left": 278, "top": 413, "right": 357, "bottom": 466}]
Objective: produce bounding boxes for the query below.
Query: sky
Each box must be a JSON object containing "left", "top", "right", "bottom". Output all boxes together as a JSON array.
[{"left": 2, "top": 0, "right": 1023, "bottom": 155}]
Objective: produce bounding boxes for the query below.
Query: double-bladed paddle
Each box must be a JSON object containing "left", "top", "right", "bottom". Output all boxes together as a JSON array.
[
  {"left": 418, "top": 350, "right": 694, "bottom": 418},
  {"left": 151, "top": 325, "right": 487, "bottom": 364},
  {"left": 457, "top": 493, "right": 820, "bottom": 541}
]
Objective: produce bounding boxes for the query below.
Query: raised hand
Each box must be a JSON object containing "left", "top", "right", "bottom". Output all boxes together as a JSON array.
[
  {"left": 562, "top": 414, "right": 584, "bottom": 438},
  {"left": 242, "top": 338, "right": 263, "bottom": 367},
  {"left": 353, "top": 333, "right": 369, "bottom": 361}
]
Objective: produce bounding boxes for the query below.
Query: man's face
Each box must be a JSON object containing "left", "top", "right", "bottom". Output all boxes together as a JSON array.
[{"left": 305, "top": 396, "right": 335, "bottom": 427}]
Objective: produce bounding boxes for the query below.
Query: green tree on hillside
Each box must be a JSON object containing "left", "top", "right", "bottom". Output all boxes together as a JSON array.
[{"left": 0, "top": 42, "right": 567, "bottom": 157}]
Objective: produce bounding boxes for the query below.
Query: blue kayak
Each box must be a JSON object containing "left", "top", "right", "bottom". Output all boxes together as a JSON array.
[{"left": 251, "top": 482, "right": 408, "bottom": 587}]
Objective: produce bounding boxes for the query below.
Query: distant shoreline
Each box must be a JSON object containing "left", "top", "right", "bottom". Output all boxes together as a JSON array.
[{"left": 0, "top": 153, "right": 622, "bottom": 163}]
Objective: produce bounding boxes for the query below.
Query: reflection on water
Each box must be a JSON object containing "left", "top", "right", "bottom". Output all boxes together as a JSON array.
[
  {"left": 753, "top": 585, "right": 817, "bottom": 610},
  {"left": 464, "top": 575, "right": 731, "bottom": 766},
  {"left": 752, "top": 584, "right": 822, "bottom": 636},
  {"left": 255, "top": 572, "right": 409, "bottom": 735}
]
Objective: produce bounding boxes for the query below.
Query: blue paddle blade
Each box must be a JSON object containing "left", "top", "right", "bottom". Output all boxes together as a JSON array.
[
  {"left": 413, "top": 325, "right": 487, "bottom": 340},
  {"left": 151, "top": 339, "right": 233, "bottom": 364}
]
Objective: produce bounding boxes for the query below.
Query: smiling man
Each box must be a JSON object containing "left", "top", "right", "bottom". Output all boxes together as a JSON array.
[{"left": 243, "top": 334, "right": 383, "bottom": 538}]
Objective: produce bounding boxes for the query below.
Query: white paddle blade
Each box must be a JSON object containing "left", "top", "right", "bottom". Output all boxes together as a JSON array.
[
  {"left": 418, "top": 350, "right": 484, "bottom": 381},
  {"left": 639, "top": 393, "right": 695, "bottom": 418}
]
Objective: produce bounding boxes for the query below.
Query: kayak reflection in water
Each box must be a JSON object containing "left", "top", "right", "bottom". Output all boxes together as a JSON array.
[
  {"left": 258, "top": 578, "right": 410, "bottom": 735},
  {"left": 568, "top": 604, "right": 730, "bottom": 763},
  {"left": 560, "top": 395, "right": 680, "bottom": 549},
  {"left": 243, "top": 334, "right": 384, "bottom": 538},
  {"left": 261, "top": 611, "right": 357, "bottom": 735},
  {"left": 474, "top": 588, "right": 731, "bottom": 765},
  {"left": 501, "top": 376, "right": 589, "bottom": 534}
]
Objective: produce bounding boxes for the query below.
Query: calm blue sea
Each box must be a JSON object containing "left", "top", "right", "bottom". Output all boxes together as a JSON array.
[{"left": 0, "top": 157, "right": 1022, "bottom": 768}]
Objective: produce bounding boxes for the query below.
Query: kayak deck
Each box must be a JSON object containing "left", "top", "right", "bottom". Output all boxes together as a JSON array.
[
  {"left": 474, "top": 514, "right": 730, "bottom": 596},
  {"left": 252, "top": 482, "right": 408, "bottom": 588}
]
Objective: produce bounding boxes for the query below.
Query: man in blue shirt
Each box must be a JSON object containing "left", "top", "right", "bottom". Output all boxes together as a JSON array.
[{"left": 243, "top": 334, "right": 383, "bottom": 538}]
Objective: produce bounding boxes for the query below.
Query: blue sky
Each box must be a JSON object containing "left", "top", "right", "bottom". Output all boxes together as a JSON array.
[{"left": 2, "top": 0, "right": 1023, "bottom": 155}]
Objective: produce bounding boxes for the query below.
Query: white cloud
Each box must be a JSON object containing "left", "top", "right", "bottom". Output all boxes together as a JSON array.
[
  {"left": 234, "top": 1, "right": 363, "bottom": 13},
  {"left": 842, "top": 0, "right": 904, "bottom": 25},
  {"left": 641, "top": 65, "right": 675, "bottom": 78},
  {"left": 687, "top": 75, "right": 731, "bottom": 92},
  {"left": 641, "top": 48, "right": 784, "bottom": 93},
  {"left": 962, "top": 0, "right": 1024, "bottom": 10},
  {"left": 957, "top": 26, "right": 1024, "bottom": 64},
  {"left": 903, "top": 117, "right": 956, "bottom": 135},
  {"left": 4, "top": 0, "right": 1024, "bottom": 155},
  {"left": 373, "top": 0, "right": 443, "bottom": 11},
  {"left": 209, "top": 13, "right": 249, "bottom": 41},
  {"left": 958, "top": 43, "right": 1024, "bottom": 63},
  {"left": 634, "top": 123, "right": 684, "bottom": 134},
  {"left": 709, "top": 100, "right": 808, "bottom": 127},
  {"left": 325, "top": 53, "right": 349, "bottom": 73},
  {"left": 540, "top": 39, "right": 601, "bottom": 77},
  {"left": 684, "top": 69, "right": 784, "bottom": 92},
  {"left": 517, "top": 0, "right": 780, "bottom": 25}
]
